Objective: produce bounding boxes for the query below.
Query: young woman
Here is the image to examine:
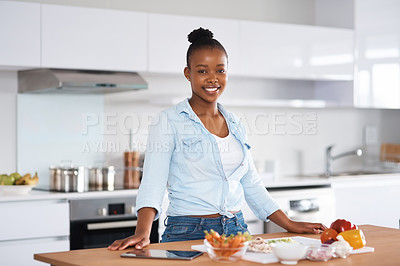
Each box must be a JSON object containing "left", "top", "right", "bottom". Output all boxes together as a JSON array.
[{"left": 108, "top": 28, "right": 327, "bottom": 251}]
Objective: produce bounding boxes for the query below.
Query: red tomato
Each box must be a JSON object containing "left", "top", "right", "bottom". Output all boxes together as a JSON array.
[
  {"left": 330, "top": 219, "right": 358, "bottom": 233},
  {"left": 320, "top": 228, "right": 338, "bottom": 243}
]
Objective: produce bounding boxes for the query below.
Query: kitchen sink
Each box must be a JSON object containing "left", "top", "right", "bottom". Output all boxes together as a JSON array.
[
  {"left": 329, "top": 171, "right": 385, "bottom": 176},
  {"left": 300, "top": 170, "right": 386, "bottom": 178}
]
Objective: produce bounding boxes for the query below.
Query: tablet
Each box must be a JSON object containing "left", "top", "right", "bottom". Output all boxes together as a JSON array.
[{"left": 120, "top": 249, "right": 203, "bottom": 260}]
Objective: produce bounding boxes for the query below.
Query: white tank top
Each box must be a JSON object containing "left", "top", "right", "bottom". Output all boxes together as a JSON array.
[{"left": 213, "top": 132, "right": 244, "bottom": 177}]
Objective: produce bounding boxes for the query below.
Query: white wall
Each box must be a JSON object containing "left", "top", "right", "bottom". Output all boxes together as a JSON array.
[
  {"left": 0, "top": 71, "right": 17, "bottom": 173},
  {"left": 103, "top": 74, "right": 398, "bottom": 185},
  {"left": 17, "top": 94, "right": 105, "bottom": 188}
]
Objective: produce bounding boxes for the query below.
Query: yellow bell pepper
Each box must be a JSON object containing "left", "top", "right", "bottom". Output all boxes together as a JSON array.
[{"left": 338, "top": 229, "right": 366, "bottom": 249}]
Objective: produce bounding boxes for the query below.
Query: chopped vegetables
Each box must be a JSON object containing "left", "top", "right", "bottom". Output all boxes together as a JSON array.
[
  {"left": 248, "top": 237, "right": 272, "bottom": 253},
  {"left": 266, "top": 238, "right": 295, "bottom": 244},
  {"left": 321, "top": 228, "right": 338, "bottom": 243},
  {"left": 204, "top": 230, "right": 252, "bottom": 258},
  {"left": 330, "top": 219, "right": 358, "bottom": 233},
  {"left": 337, "top": 229, "right": 366, "bottom": 249},
  {"left": 247, "top": 237, "right": 296, "bottom": 253}
]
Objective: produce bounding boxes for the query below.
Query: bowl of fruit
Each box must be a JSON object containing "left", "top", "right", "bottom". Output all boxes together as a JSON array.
[
  {"left": 0, "top": 172, "right": 39, "bottom": 195},
  {"left": 204, "top": 230, "right": 251, "bottom": 263}
]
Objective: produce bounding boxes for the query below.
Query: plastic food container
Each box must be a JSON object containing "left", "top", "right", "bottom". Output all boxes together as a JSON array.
[
  {"left": 204, "top": 239, "right": 249, "bottom": 262},
  {"left": 306, "top": 244, "right": 335, "bottom": 262}
]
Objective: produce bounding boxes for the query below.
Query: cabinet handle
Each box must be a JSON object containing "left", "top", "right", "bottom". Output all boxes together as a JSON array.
[{"left": 87, "top": 220, "right": 137, "bottom": 230}]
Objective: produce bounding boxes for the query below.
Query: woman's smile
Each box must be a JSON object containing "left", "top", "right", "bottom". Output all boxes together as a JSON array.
[{"left": 204, "top": 85, "right": 220, "bottom": 93}]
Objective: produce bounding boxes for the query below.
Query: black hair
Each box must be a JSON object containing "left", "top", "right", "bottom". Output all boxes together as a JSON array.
[{"left": 186, "top": 27, "right": 228, "bottom": 68}]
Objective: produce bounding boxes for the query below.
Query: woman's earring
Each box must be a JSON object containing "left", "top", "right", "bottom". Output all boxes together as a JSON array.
[{"left": 187, "top": 78, "right": 190, "bottom": 81}]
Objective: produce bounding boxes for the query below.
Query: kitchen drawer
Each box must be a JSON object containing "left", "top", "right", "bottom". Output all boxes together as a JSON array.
[
  {"left": 0, "top": 236, "right": 69, "bottom": 266},
  {"left": 0, "top": 200, "right": 69, "bottom": 241}
]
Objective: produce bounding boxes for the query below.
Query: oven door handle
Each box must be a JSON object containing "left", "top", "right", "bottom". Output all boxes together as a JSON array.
[{"left": 87, "top": 220, "right": 138, "bottom": 230}]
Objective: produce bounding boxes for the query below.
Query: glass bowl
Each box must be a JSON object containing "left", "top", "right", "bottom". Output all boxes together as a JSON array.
[
  {"left": 306, "top": 244, "right": 335, "bottom": 262},
  {"left": 204, "top": 239, "right": 249, "bottom": 263}
]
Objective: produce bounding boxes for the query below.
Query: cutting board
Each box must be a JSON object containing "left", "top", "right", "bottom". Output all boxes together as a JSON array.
[{"left": 191, "top": 236, "right": 374, "bottom": 264}]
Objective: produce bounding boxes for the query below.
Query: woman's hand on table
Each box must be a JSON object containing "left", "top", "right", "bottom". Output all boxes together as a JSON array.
[
  {"left": 108, "top": 234, "right": 150, "bottom": 250},
  {"left": 287, "top": 221, "right": 328, "bottom": 234}
]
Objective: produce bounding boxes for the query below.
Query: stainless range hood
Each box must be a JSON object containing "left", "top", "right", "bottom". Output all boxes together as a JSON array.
[{"left": 18, "top": 68, "right": 148, "bottom": 94}]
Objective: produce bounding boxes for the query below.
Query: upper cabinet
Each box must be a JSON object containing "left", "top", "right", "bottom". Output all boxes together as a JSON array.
[
  {"left": 148, "top": 14, "right": 353, "bottom": 81},
  {"left": 41, "top": 4, "right": 148, "bottom": 72},
  {"left": 354, "top": 0, "right": 400, "bottom": 109},
  {"left": 148, "top": 14, "right": 240, "bottom": 75},
  {"left": 0, "top": 1, "right": 40, "bottom": 68},
  {"left": 239, "top": 21, "right": 354, "bottom": 80},
  {"left": 1, "top": 3, "right": 355, "bottom": 84}
]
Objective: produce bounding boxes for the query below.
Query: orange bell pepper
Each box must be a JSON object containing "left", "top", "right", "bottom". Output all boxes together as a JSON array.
[{"left": 338, "top": 229, "right": 366, "bottom": 249}]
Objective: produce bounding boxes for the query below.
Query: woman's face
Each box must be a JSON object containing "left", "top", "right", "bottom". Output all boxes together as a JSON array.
[{"left": 184, "top": 48, "right": 228, "bottom": 104}]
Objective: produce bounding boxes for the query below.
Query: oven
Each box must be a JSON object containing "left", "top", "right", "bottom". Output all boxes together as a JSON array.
[
  {"left": 265, "top": 186, "right": 336, "bottom": 233},
  {"left": 69, "top": 197, "right": 158, "bottom": 250}
]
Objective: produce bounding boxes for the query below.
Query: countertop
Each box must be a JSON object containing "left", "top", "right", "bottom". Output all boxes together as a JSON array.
[
  {"left": 0, "top": 176, "right": 330, "bottom": 203},
  {"left": 1, "top": 172, "right": 399, "bottom": 202},
  {"left": 34, "top": 225, "right": 400, "bottom": 266},
  {"left": 0, "top": 188, "right": 139, "bottom": 202}
]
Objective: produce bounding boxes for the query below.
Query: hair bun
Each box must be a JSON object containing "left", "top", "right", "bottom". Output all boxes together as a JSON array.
[{"left": 188, "top": 27, "right": 214, "bottom": 44}]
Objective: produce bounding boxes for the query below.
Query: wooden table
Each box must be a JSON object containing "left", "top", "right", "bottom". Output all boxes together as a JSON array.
[{"left": 34, "top": 225, "right": 399, "bottom": 266}]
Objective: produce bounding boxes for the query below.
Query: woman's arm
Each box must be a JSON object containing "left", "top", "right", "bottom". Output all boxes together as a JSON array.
[
  {"left": 268, "top": 209, "right": 327, "bottom": 234},
  {"left": 107, "top": 207, "right": 157, "bottom": 250}
]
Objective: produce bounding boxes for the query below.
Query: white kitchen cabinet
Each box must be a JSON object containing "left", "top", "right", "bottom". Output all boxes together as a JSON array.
[
  {"left": 0, "top": 237, "right": 69, "bottom": 266},
  {"left": 0, "top": 199, "right": 70, "bottom": 266},
  {"left": 41, "top": 4, "right": 147, "bottom": 71},
  {"left": 148, "top": 13, "right": 240, "bottom": 75},
  {"left": 354, "top": 0, "right": 400, "bottom": 108},
  {"left": 0, "top": 1, "right": 40, "bottom": 68},
  {"left": 333, "top": 174, "right": 400, "bottom": 229},
  {"left": 239, "top": 21, "right": 354, "bottom": 81},
  {"left": 0, "top": 200, "right": 69, "bottom": 241}
]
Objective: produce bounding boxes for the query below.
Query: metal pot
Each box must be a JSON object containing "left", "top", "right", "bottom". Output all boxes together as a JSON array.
[
  {"left": 49, "top": 163, "right": 85, "bottom": 192},
  {"left": 89, "top": 166, "right": 115, "bottom": 191}
]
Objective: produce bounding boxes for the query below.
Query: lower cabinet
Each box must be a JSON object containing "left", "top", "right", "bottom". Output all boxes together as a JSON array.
[
  {"left": 333, "top": 175, "right": 400, "bottom": 229},
  {"left": 0, "top": 199, "right": 70, "bottom": 266},
  {"left": 0, "top": 237, "right": 69, "bottom": 266}
]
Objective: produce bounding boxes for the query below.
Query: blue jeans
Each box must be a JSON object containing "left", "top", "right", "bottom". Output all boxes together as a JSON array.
[{"left": 161, "top": 211, "right": 249, "bottom": 243}]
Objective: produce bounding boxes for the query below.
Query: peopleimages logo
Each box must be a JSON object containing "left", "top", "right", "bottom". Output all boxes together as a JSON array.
[{"left": 80, "top": 111, "right": 317, "bottom": 153}]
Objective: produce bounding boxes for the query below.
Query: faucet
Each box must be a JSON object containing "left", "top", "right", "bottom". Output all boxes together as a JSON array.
[{"left": 325, "top": 145, "right": 363, "bottom": 177}]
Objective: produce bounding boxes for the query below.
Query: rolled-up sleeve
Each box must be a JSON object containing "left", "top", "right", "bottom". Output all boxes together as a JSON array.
[{"left": 135, "top": 111, "right": 175, "bottom": 220}]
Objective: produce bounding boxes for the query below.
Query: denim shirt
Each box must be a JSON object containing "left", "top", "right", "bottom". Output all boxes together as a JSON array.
[{"left": 136, "top": 98, "right": 280, "bottom": 221}]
